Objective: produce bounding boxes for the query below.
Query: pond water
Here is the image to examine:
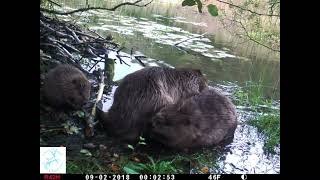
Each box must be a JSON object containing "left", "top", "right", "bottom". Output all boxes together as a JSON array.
[{"left": 52, "top": 0, "right": 280, "bottom": 174}]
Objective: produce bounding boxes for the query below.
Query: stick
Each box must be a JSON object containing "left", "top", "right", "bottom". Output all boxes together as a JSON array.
[
  {"left": 135, "top": 56, "right": 146, "bottom": 67},
  {"left": 40, "top": 0, "right": 154, "bottom": 15},
  {"left": 85, "top": 69, "right": 105, "bottom": 137}
]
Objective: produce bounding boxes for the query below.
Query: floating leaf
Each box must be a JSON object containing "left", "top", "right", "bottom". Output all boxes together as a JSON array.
[
  {"left": 207, "top": 4, "right": 219, "bottom": 16},
  {"left": 127, "top": 144, "right": 134, "bottom": 150},
  {"left": 195, "top": 0, "right": 203, "bottom": 13},
  {"left": 182, "top": 0, "right": 196, "bottom": 6},
  {"left": 201, "top": 166, "right": 209, "bottom": 173},
  {"left": 139, "top": 136, "right": 145, "bottom": 141}
]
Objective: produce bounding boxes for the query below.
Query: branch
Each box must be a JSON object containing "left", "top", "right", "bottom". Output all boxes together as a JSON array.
[
  {"left": 47, "top": 0, "right": 62, "bottom": 7},
  {"left": 216, "top": 0, "right": 280, "bottom": 17},
  {"left": 40, "top": 0, "right": 154, "bottom": 15},
  {"left": 85, "top": 69, "right": 105, "bottom": 137},
  {"left": 237, "top": 20, "right": 280, "bottom": 52},
  {"left": 134, "top": 56, "right": 146, "bottom": 67}
]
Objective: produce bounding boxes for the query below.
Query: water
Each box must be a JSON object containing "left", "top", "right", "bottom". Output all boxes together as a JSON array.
[{"left": 51, "top": 0, "right": 280, "bottom": 174}]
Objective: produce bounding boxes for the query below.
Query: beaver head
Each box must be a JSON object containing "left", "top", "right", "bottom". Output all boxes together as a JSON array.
[{"left": 64, "top": 76, "right": 91, "bottom": 109}]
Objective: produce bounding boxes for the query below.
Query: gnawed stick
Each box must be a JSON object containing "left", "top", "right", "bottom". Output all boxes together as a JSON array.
[{"left": 85, "top": 69, "right": 105, "bottom": 137}]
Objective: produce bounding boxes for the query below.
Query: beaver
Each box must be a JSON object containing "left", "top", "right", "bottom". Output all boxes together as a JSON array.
[
  {"left": 43, "top": 64, "right": 91, "bottom": 110},
  {"left": 150, "top": 88, "right": 238, "bottom": 150},
  {"left": 100, "top": 66, "right": 208, "bottom": 142}
]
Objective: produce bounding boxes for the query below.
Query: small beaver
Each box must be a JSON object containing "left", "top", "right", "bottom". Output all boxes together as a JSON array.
[
  {"left": 150, "top": 88, "right": 238, "bottom": 150},
  {"left": 100, "top": 66, "right": 208, "bottom": 143},
  {"left": 43, "top": 64, "right": 91, "bottom": 109}
]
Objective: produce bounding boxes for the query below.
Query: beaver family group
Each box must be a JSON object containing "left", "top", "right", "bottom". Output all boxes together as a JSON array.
[{"left": 42, "top": 64, "right": 238, "bottom": 150}]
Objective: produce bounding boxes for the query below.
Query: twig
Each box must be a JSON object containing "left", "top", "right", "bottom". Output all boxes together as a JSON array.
[
  {"left": 40, "top": 20, "right": 75, "bottom": 40},
  {"left": 85, "top": 69, "right": 105, "bottom": 137},
  {"left": 40, "top": 128, "right": 65, "bottom": 134},
  {"left": 47, "top": 0, "right": 62, "bottom": 7},
  {"left": 116, "top": 47, "right": 125, "bottom": 54},
  {"left": 89, "top": 59, "right": 105, "bottom": 72},
  {"left": 237, "top": 20, "right": 280, "bottom": 52},
  {"left": 65, "top": 26, "right": 82, "bottom": 43},
  {"left": 134, "top": 55, "right": 147, "bottom": 58},
  {"left": 47, "top": 36, "right": 80, "bottom": 53},
  {"left": 116, "top": 55, "right": 130, "bottom": 66},
  {"left": 40, "top": 0, "right": 154, "bottom": 15},
  {"left": 135, "top": 56, "right": 146, "bottom": 67},
  {"left": 174, "top": 33, "right": 207, "bottom": 46},
  {"left": 216, "top": 0, "right": 280, "bottom": 17},
  {"left": 86, "top": 28, "right": 108, "bottom": 40}
]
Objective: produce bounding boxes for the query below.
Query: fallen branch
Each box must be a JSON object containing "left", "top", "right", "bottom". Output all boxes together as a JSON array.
[
  {"left": 134, "top": 56, "right": 146, "bottom": 67},
  {"left": 40, "top": 0, "right": 154, "bottom": 15},
  {"left": 65, "top": 26, "right": 82, "bottom": 43},
  {"left": 116, "top": 55, "right": 130, "bottom": 66},
  {"left": 85, "top": 69, "right": 105, "bottom": 137},
  {"left": 46, "top": 0, "right": 62, "bottom": 7},
  {"left": 40, "top": 20, "right": 75, "bottom": 40}
]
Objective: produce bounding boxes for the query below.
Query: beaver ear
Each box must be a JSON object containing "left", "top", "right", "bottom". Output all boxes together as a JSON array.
[{"left": 192, "top": 69, "right": 202, "bottom": 74}]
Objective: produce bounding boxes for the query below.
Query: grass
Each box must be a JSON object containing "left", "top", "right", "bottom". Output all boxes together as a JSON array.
[
  {"left": 233, "top": 80, "right": 280, "bottom": 153},
  {"left": 248, "top": 113, "right": 280, "bottom": 153},
  {"left": 122, "top": 149, "right": 220, "bottom": 174},
  {"left": 123, "top": 156, "right": 178, "bottom": 174},
  {"left": 233, "top": 81, "right": 273, "bottom": 109},
  {"left": 67, "top": 158, "right": 109, "bottom": 174}
]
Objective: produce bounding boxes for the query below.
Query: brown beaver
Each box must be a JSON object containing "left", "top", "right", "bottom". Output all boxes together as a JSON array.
[
  {"left": 43, "top": 64, "right": 91, "bottom": 110},
  {"left": 100, "top": 66, "right": 208, "bottom": 142},
  {"left": 150, "top": 88, "right": 238, "bottom": 150}
]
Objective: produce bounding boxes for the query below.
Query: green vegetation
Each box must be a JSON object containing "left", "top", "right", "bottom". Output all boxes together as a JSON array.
[
  {"left": 234, "top": 81, "right": 274, "bottom": 109},
  {"left": 65, "top": 148, "right": 222, "bottom": 174},
  {"left": 122, "top": 149, "right": 220, "bottom": 174},
  {"left": 233, "top": 80, "right": 280, "bottom": 153},
  {"left": 67, "top": 158, "right": 109, "bottom": 174},
  {"left": 182, "top": 0, "right": 218, "bottom": 16},
  {"left": 248, "top": 113, "right": 280, "bottom": 153},
  {"left": 123, "top": 156, "right": 177, "bottom": 174}
]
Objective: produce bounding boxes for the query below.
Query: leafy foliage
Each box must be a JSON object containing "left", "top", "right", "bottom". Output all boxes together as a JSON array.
[
  {"left": 207, "top": 4, "right": 218, "bottom": 16},
  {"left": 123, "top": 156, "right": 177, "bottom": 174},
  {"left": 182, "top": 0, "right": 196, "bottom": 6}
]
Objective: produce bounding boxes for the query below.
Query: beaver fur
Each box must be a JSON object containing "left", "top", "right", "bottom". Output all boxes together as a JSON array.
[
  {"left": 100, "top": 66, "right": 208, "bottom": 142},
  {"left": 43, "top": 64, "right": 91, "bottom": 109},
  {"left": 150, "top": 88, "right": 238, "bottom": 150}
]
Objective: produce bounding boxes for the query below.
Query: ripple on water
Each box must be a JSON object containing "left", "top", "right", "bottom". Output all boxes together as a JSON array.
[{"left": 80, "top": 13, "right": 241, "bottom": 61}]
